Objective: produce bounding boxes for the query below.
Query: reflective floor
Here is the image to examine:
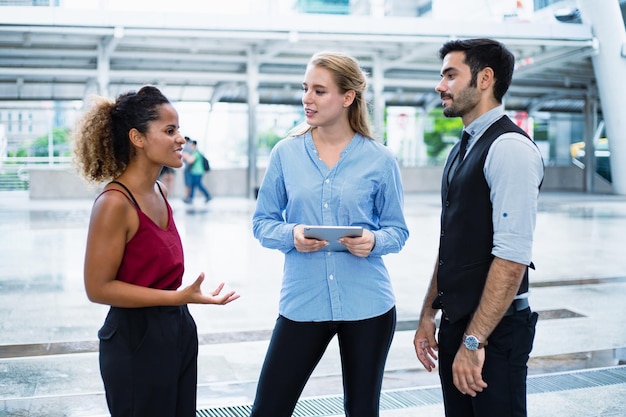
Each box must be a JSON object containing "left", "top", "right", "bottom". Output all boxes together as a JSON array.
[{"left": 1, "top": 190, "right": 625, "bottom": 416}]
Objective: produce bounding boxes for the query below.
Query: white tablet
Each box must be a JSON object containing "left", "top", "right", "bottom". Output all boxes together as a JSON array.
[{"left": 303, "top": 225, "right": 364, "bottom": 252}]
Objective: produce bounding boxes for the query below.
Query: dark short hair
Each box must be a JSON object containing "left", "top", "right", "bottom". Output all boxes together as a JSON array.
[{"left": 439, "top": 38, "right": 515, "bottom": 103}]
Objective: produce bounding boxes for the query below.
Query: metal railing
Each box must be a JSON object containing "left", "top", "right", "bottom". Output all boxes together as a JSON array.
[{"left": 0, "top": 156, "right": 72, "bottom": 191}]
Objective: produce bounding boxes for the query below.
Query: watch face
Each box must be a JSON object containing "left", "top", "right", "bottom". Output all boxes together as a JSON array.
[{"left": 464, "top": 335, "right": 480, "bottom": 351}]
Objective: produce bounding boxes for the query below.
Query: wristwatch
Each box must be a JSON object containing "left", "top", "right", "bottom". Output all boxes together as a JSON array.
[{"left": 463, "top": 334, "right": 487, "bottom": 351}]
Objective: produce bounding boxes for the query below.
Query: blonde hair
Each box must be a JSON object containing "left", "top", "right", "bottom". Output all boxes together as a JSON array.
[
  {"left": 72, "top": 85, "right": 170, "bottom": 183},
  {"left": 290, "top": 51, "right": 372, "bottom": 139}
]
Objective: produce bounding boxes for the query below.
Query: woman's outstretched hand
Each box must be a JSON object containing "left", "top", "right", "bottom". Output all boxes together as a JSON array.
[{"left": 182, "top": 273, "right": 240, "bottom": 305}]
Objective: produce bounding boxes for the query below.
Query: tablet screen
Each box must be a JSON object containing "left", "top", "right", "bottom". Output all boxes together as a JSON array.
[{"left": 303, "top": 226, "right": 364, "bottom": 252}]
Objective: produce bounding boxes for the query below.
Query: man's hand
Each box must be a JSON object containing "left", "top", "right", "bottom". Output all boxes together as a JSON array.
[
  {"left": 452, "top": 345, "right": 488, "bottom": 396},
  {"left": 413, "top": 317, "right": 439, "bottom": 372}
]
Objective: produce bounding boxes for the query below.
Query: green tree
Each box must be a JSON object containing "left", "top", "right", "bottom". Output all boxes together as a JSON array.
[
  {"left": 258, "top": 128, "right": 283, "bottom": 152},
  {"left": 424, "top": 109, "right": 463, "bottom": 159},
  {"left": 30, "top": 127, "right": 71, "bottom": 157}
]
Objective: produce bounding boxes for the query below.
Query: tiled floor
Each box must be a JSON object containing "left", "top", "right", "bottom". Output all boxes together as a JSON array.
[{"left": 1, "top": 190, "right": 625, "bottom": 416}]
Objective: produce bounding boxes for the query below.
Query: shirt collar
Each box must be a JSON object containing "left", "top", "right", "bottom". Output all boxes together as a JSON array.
[{"left": 464, "top": 105, "right": 505, "bottom": 143}]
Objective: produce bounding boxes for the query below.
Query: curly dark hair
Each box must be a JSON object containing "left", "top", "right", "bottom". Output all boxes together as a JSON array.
[
  {"left": 439, "top": 38, "right": 515, "bottom": 104},
  {"left": 72, "top": 85, "right": 170, "bottom": 183}
]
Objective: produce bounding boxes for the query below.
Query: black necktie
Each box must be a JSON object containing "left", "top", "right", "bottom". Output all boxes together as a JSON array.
[
  {"left": 448, "top": 131, "right": 470, "bottom": 183},
  {"left": 459, "top": 130, "right": 470, "bottom": 161}
]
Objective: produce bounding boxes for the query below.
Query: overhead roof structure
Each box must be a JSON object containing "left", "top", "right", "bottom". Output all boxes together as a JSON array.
[{"left": 0, "top": 4, "right": 603, "bottom": 114}]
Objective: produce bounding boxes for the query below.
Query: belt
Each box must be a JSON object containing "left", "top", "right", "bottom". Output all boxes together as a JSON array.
[
  {"left": 503, "top": 298, "right": 530, "bottom": 317},
  {"left": 440, "top": 298, "right": 529, "bottom": 321}
]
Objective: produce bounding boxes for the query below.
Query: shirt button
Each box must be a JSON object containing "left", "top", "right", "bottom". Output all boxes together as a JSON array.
[
  {"left": 324, "top": 202, "right": 329, "bottom": 209},
  {"left": 325, "top": 178, "right": 330, "bottom": 184},
  {"left": 329, "top": 275, "right": 334, "bottom": 280}
]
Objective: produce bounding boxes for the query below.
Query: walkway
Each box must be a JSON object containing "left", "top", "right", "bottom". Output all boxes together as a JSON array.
[{"left": 1, "top": 190, "right": 625, "bottom": 416}]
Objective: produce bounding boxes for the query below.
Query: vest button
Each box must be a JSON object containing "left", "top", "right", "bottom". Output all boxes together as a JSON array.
[{"left": 439, "top": 260, "right": 444, "bottom": 266}]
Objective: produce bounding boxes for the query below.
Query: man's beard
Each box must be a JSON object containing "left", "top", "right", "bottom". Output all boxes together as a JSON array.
[
  {"left": 443, "top": 105, "right": 461, "bottom": 118},
  {"left": 441, "top": 86, "right": 479, "bottom": 118}
]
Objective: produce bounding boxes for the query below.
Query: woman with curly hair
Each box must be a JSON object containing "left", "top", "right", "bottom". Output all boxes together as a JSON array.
[{"left": 73, "top": 85, "right": 239, "bottom": 417}]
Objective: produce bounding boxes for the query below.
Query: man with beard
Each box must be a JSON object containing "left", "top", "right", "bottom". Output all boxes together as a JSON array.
[{"left": 413, "top": 38, "right": 544, "bottom": 417}]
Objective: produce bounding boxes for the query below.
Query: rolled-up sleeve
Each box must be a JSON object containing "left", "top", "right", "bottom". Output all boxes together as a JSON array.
[{"left": 485, "top": 134, "right": 544, "bottom": 265}]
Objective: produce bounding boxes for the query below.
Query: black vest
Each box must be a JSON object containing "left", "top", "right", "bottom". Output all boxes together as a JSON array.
[{"left": 433, "top": 115, "right": 537, "bottom": 324}]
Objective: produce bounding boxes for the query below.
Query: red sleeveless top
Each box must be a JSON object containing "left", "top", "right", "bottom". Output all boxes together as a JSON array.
[{"left": 96, "top": 183, "right": 184, "bottom": 290}]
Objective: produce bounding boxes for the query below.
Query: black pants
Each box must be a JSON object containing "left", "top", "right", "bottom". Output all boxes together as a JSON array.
[
  {"left": 98, "top": 305, "right": 198, "bottom": 417},
  {"left": 438, "top": 308, "right": 538, "bottom": 417},
  {"left": 249, "top": 307, "right": 396, "bottom": 417}
]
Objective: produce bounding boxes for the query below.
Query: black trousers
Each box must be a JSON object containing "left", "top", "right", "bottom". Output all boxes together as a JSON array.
[
  {"left": 438, "top": 308, "right": 538, "bottom": 417},
  {"left": 249, "top": 307, "right": 396, "bottom": 417},
  {"left": 98, "top": 305, "right": 198, "bottom": 417}
]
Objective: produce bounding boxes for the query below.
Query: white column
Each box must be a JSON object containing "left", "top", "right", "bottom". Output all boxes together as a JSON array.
[
  {"left": 577, "top": 0, "right": 626, "bottom": 194},
  {"left": 582, "top": 87, "right": 598, "bottom": 192},
  {"left": 247, "top": 47, "right": 260, "bottom": 199},
  {"left": 96, "top": 41, "right": 110, "bottom": 98},
  {"left": 96, "top": 28, "right": 122, "bottom": 98},
  {"left": 372, "top": 53, "right": 385, "bottom": 143}
]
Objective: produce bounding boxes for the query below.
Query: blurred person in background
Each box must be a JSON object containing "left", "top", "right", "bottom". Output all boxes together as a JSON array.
[{"left": 182, "top": 139, "right": 212, "bottom": 204}]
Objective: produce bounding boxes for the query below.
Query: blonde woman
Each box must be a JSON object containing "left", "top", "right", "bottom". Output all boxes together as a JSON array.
[{"left": 250, "top": 52, "right": 409, "bottom": 416}]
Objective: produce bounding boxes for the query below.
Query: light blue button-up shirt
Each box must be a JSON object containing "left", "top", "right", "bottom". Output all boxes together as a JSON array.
[
  {"left": 252, "top": 131, "right": 409, "bottom": 322},
  {"left": 462, "top": 106, "right": 544, "bottom": 266}
]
